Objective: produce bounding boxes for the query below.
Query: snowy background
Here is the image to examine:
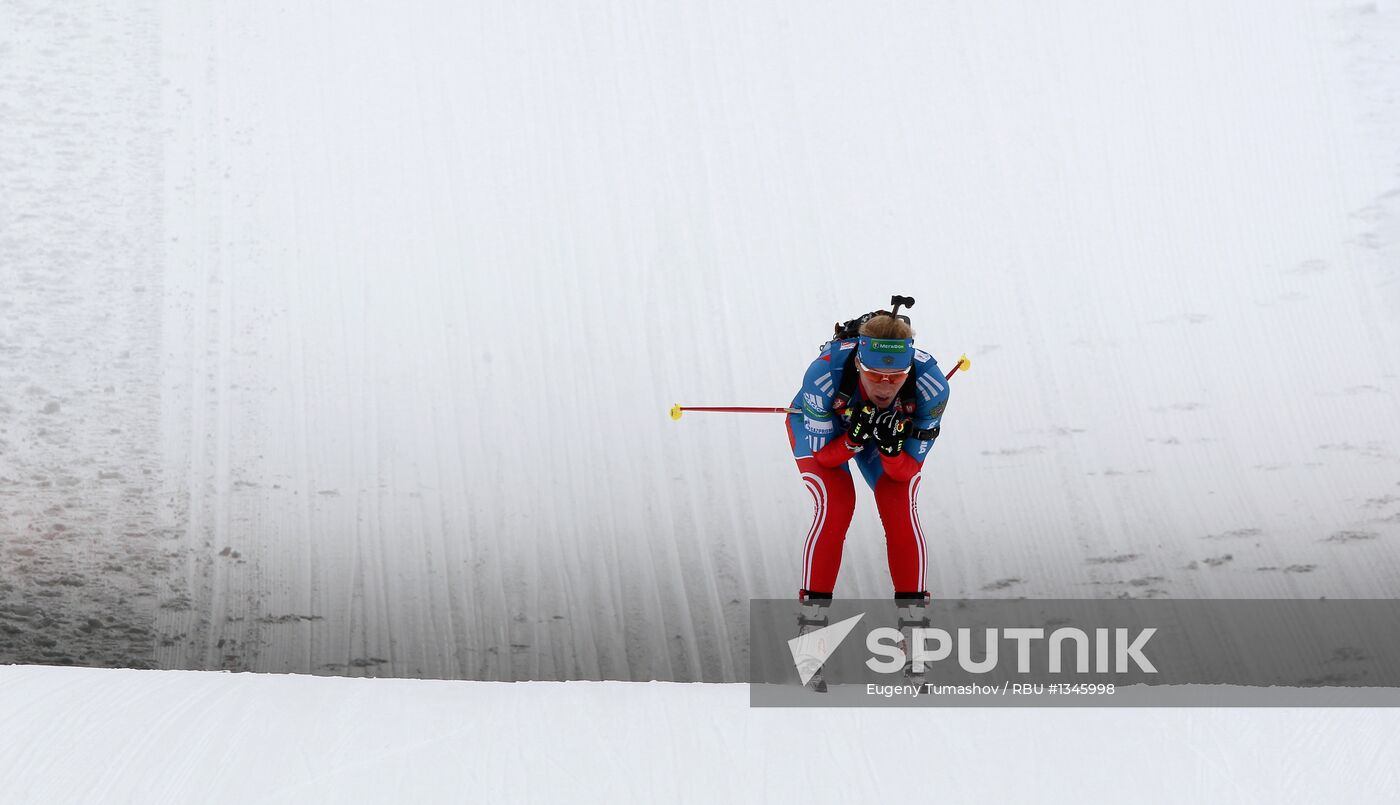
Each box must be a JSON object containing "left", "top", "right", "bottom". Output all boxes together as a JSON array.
[
  {"left": 4, "top": 1, "right": 1400, "bottom": 800},
  {"left": 2, "top": 0, "right": 1399, "bottom": 683}
]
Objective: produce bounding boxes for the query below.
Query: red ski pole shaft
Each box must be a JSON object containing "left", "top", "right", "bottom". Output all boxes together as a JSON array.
[{"left": 670, "top": 405, "right": 797, "bottom": 420}]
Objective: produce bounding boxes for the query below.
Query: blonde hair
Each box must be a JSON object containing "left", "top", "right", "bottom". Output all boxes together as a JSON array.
[{"left": 858, "top": 314, "right": 914, "bottom": 340}]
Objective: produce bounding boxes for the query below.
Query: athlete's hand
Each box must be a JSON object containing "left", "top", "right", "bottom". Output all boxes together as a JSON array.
[
  {"left": 874, "top": 410, "right": 908, "bottom": 457},
  {"left": 845, "top": 402, "right": 878, "bottom": 448}
]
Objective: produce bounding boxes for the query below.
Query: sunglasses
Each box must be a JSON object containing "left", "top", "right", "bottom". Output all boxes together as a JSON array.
[{"left": 856, "top": 357, "right": 910, "bottom": 385}]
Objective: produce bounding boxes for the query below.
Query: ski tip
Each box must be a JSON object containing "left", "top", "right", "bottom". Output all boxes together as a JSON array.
[
  {"left": 669, "top": 404, "right": 683, "bottom": 421},
  {"left": 958, "top": 354, "right": 971, "bottom": 371}
]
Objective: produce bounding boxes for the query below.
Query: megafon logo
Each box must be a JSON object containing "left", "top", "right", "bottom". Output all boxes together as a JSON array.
[{"left": 787, "top": 614, "right": 864, "bottom": 685}]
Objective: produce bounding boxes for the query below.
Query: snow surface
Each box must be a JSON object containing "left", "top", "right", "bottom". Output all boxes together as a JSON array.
[
  {"left": 2, "top": 664, "right": 1399, "bottom": 804},
  {"left": 2, "top": 0, "right": 1400, "bottom": 798}
]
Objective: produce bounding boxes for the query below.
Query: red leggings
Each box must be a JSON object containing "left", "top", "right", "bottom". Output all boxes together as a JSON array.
[{"left": 793, "top": 456, "right": 928, "bottom": 597}]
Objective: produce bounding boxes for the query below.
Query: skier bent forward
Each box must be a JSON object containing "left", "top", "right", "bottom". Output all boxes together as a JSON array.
[{"left": 787, "top": 310, "right": 949, "bottom": 608}]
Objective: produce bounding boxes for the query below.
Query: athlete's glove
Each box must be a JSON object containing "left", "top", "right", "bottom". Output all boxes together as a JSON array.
[
  {"left": 844, "top": 402, "right": 878, "bottom": 449},
  {"left": 873, "top": 410, "right": 908, "bottom": 457}
]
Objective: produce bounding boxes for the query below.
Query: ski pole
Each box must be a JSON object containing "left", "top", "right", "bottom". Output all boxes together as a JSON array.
[
  {"left": 670, "top": 353, "right": 972, "bottom": 420},
  {"left": 945, "top": 353, "right": 971, "bottom": 380},
  {"left": 670, "top": 405, "right": 798, "bottom": 420}
]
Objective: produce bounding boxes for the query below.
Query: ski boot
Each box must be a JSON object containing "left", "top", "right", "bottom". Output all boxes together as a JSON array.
[
  {"left": 896, "top": 591, "right": 931, "bottom": 686},
  {"left": 794, "top": 591, "right": 834, "bottom": 693}
]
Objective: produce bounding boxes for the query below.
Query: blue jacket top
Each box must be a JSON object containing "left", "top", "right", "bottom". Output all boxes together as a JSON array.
[{"left": 789, "top": 338, "right": 949, "bottom": 461}]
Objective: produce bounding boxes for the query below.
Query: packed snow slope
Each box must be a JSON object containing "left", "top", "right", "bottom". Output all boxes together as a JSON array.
[
  {"left": 2, "top": 665, "right": 1399, "bottom": 805},
  {"left": 2, "top": 1, "right": 1399, "bottom": 680}
]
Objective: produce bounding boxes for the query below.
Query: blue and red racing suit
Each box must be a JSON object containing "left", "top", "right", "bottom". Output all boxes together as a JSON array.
[{"left": 786, "top": 338, "right": 949, "bottom": 598}]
